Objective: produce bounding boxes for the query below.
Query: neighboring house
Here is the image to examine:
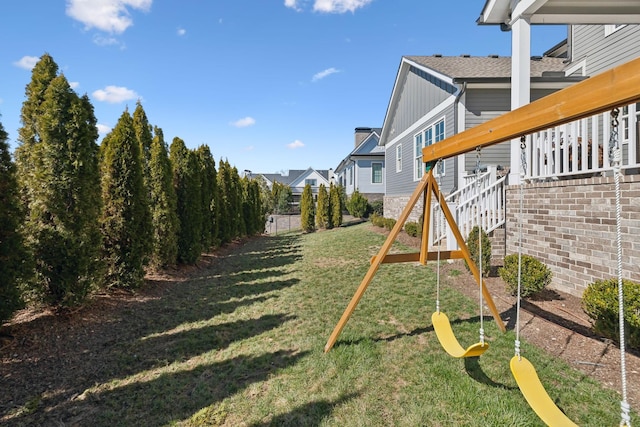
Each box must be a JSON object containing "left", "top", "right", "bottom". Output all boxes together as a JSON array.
[
  {"left": 374, "top": 1, "right": 640, "bottom": 296},
  {"left": 334, "top": 127, "right": 385, "bottom": 201},
  {"left": 378, "top": 54, "right": 578, "bottom": 221},
  {"left": 256, "top": 168, "right": 333, "bottom": 208}
]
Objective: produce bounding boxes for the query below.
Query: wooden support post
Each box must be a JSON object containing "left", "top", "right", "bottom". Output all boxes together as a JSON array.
[{"left": 324, "top": 172, "right": 430, "bottom": 353}]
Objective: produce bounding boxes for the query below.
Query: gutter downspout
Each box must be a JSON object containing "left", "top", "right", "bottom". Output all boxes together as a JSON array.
[{"left": 452, "top": 81, "right": 467, "bottom": 194}]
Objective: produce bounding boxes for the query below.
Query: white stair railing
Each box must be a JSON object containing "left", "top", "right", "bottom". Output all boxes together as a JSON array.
[{"left": 431, "top": 166, "right": 506, "bottom": 248}]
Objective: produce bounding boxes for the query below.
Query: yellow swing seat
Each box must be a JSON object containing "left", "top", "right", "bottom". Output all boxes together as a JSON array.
[
  {"left": 431, "top": 312, "right": 489, "bottom": 358},
  {"left": 510, "top": 355, "right": 578, "bottom": 427}
]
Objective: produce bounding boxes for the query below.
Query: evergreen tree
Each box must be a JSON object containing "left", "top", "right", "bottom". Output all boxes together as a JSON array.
[
  {"left": 170, "top": 138, "right": 203, "bottom": 263},
  {"left": 195, "top": 145, "right": 217, "bottom": 250},
  {"left": 231, "top": 166, "right": 245, "bottom": 237},
  {"left": 250, "top": 179, "right": 265, "bottom": 234},
  {"left": 132, "top": 102, "right": 153, "bottom": 214},
  {"left": 0, "top": 120, "right": 27, "bottom": 322},
  {"left": 271, "top": 181, "right": 292, "bottom": 214},
  {"left": 316, "top": 184, "right": 330, "bottom": 229},
  {"left": 216, "top": 160, "right": 232, "bottom": 244},
  {"left": 330, "top": 183, "right": 343, "bottom": 228},
  {"left": 300, "top": 184, "right": 315, "bottom": 232},
  {"left": 16, "top": 62, "right": 102, "bottom": 305},
  {"left": 100, "top": 110, "right": 152, "bottom": 288},
  {"left": 148, "top": 127, "right": 179, "bottom": 269}
]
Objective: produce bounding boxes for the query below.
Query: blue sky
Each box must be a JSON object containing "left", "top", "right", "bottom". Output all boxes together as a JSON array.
[{"left": 0, "top": 0, "right": 567, "bottom": 175}]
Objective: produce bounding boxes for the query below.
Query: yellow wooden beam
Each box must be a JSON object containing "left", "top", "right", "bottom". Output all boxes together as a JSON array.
[
  {"left": 423, "top": 56, "right": 640, "bottom": 163},
  {"left": 371, "top": 250, "right": 464, "bottom": 264}
]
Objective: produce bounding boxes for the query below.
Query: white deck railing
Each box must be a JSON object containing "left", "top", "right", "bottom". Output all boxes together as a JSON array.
[{"left": 526, "top": 103, "right": 640, "bottom": 180}]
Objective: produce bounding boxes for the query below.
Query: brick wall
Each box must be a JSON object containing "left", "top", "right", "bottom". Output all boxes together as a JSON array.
[{"left": 504, "top": 174, "right": 640, "bottom": 297}]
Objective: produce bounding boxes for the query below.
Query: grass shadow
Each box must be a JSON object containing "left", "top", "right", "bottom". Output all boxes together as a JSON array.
[{"left": 248, "top": 393, "right": 359, "bottom": 427}]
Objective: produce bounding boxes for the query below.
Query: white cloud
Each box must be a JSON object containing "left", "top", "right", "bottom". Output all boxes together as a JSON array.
[
  {"left": 93, "top": 34, "right": 121, "bottom": 47},
  {"left": 69, "top": 81, "right": 80, "bottom": 89},
  {"left": 231, "top": 117, "right": 256, "bottom": 128},
  {"left": 97, "top": 123, "right": 112, "bottom": 134},
  {"left": 287, "top": 139, "right": 304, "bottom": 149},
  {"left": 244, "top": 145, "right": 255, "bottom": 151},
  {"left": 66, "top": 0, "right": 152, "bottom": 34},
  {"left": 312, "top": 67, "right": 340, "bottom": 82},
  {"left": 313, "top": 0, "right": 373, "bottom": 13},
  {"left": 177, "top": 27, "right": 186, "bottom": 36},
  {"left": 92, "top": 85, "right": 139, "bottom": 103},
  {"left": 13, "top": 56, "right": 39, "bottom": 70},
  {"left": 284, "top": 0, "right": 302, "bottom": 11}
]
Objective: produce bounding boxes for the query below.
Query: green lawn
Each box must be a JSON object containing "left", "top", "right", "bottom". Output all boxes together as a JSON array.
[{"left": 9, "top": 223, "right": 634, "bottom": 426}]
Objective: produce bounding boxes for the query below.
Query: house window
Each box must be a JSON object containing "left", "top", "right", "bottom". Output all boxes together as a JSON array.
[
  {"left": 372, "top": 162, "right": 383, "bottom": 184},
  {"left": 396, "top": 144, "right": 402, "bottom": 172},
  {"left": 349, "top": 167, "right": 353, "bottom": 185},
  {"left": 414, "top": 117, "right": 446, "bottom": 181},
  {"left": 305, "top": 179, "right": 317, "bottom": 187}
]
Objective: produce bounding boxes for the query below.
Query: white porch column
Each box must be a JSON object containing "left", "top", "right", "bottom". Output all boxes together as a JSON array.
[{"left": 510, "top": 16, "right": 531, "bottom": 184}]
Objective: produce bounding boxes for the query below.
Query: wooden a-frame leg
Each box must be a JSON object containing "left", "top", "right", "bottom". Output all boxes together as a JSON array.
[
  {"left": 324, "top": 173, "right": 431, "bottom": 352},
  {"left": 430, "top": 177, "right": 506, "bottom": 332}
]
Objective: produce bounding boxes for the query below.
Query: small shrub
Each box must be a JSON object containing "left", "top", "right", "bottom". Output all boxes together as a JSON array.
[
  {"left": 370, "top": 213, "right": 385, "bottom": 228},
  {"left": 582, "top": 278, "right": 640, "bottom": 349},
  {"left": 384, "top": 218, "right": 397, "bottom": 231},
  {"left": 499, "top": 254, "right": 552, "bottom": 298},
  {"left": 369, "top": 200, "right": 384, "bottom": 216},
  {"left": 347, "top": 190, "right": 369, "bottom": 218},
  {"left": 405, "top": 221, "right": 419, "bottom": 237},
  {"left": 465, "top": 226, "right": 491, "bottom": 276}
]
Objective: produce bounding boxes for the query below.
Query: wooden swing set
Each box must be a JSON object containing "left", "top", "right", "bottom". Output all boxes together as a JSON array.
[{"left": 324, "top": 56, "right": 640, "bottom": 426}]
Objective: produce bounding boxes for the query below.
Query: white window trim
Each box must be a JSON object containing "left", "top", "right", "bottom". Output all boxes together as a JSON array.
[
  {"left": 396, "top": 144, "right": 402, "bottom": 173},
  {"left": 371, "top": 162, "right": 383, "bottom": 184},
  {"left": 604, "top": 24, "right": 626, "bottom": 37},
  {"left": 414, "top": 116, "right": 446, "bottom": 182}
]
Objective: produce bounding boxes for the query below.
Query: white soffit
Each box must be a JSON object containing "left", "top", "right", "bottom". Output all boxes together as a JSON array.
[{"left": 479, "top": 0, "right": 640, "bottom": 25}]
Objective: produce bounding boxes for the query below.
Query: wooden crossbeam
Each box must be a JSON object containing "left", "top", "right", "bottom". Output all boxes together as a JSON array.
[{"left": 371, "top": 250, "right": 464, "bottom": 264}]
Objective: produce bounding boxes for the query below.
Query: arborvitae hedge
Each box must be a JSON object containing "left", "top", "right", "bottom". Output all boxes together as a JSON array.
[
  {"left": 16, "top": 60, "right": 102, "bottom": 306},
  {"left": 196, "top": 145, "right": 217, "bottom": 250},
  {"left": 316, "top": 184, "right": 329, "bottom": 229},
  {"left": 148, "top": 127, "right": 179, "bottom": 269},
  {"left": 171, "top": 138, "right": 203, "bottom": 264},
  {"left": 301, "top": 183, "right": 315, "bottom": 232},
  {"left": 330, "top": 183, "right": 343, "bottom": 228},
  {"left": 0, "top": 120, "right": 26, "bottom": 323},
  {"left": 100, "top": 110, "right": 152, "bottom": 289}
]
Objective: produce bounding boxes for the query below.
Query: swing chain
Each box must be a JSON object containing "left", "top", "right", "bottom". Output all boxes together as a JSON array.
[
  {"left": 520, "top": 135, "right": 527, "bottom": 179},
  {"left": 609, "top": 108, "right": 621, "bottom": 171}
]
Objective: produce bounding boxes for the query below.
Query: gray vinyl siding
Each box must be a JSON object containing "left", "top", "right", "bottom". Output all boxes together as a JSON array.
[
  {"left": 387, "top": 66, "right": 456, "bottom": 140},
  {"left": 462, "top": 88, "right": 559, "bottom": 172},
  {"left": 572, "top": 25, "right": 640, "bottom": 76},
  {"left": 463, "top": 89, "right": 511, "bottom": 172},
  {"left": 386, "top": 103, "right": 455, "bottom": 196},
  {"left": 355, "top": 158, "right": 384, "bottom": 194}
]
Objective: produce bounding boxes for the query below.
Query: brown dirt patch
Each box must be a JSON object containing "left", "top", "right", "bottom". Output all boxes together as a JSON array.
[{"left": 371, "top": 224, "right": 640, "bottom": 408}]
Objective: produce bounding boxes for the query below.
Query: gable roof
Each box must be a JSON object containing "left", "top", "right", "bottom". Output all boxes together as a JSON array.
[
  {"left": 335, "top": 128, "right": 384, "bottom": 173},
  {"left": 257, "top": 168, "right": 330, "bottom": 187},
  {"left": 379, "top": 54, "right": 578, "bottom": 145},
  {"left": 404, "top": 55, "right": 567, "bottom": 81}
]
